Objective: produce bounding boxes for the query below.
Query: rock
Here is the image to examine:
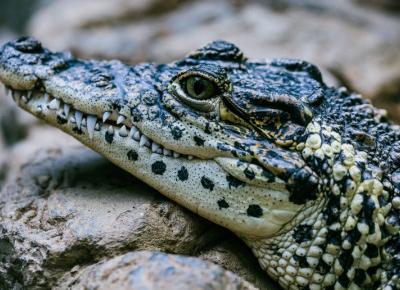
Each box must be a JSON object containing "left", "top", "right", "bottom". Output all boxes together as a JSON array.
[
  {"left": 0, "top": 139, "right": 277, "bottom": 289},
  {"left": 28, "top": 0, "right": 400, "bottom": 106},
  {"left": 56, "top": 251, "right": 258, "bottom": 290}
]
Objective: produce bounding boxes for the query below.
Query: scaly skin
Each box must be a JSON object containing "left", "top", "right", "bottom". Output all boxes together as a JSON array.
[{"left": 1, "top": 37, "right": 400, "bottom": 290}]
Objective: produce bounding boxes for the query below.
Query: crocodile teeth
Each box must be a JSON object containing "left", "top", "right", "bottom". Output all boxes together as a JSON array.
[
  {"left": 87, "top": 115, "right": 97, "bottom": 139},
  {"left": 95, "top": 123, "right": 100, "bottom": 130},
  {"left": 75, "top": 111, "right": 83, "bottom": 129},
  {"left": 117, "top": 115, "right": 126, "bottom": 125},
  {"left": 64, "top": 104, "right": 71, "bottom": 117},
  {"left": 173, "top": 152, "right": 180, "bottom": 158},
  {"left": 48, "top": 98, "right": 60, "bottom": 110},
  {"left": 81, "top": 118, "right": 87, "bottom": 128},
  {"left": 151, "top": 142, "right": 161, "bottom": 153},
  {"left": 119, "top": 125, "right": 128, "bottom": 137},
  {"left": 43, "top": 92, "right": 50, "bottom": 103},
  {"left": 140, "top": 135, "right": 150, "bottom": 147},
  {"left": 163, "top": 148, "right": 172, "bottom": 156},
  {"left": 21, "top": 95, "right": 28, "bottom": 103},
  {"left": 133, "top": 131, "right": 141, "bottom": 141},
  {"left": 107, "top": 126, "right": 114, "bottom": 134},
  {"left": 70, "top": 116, "right": 76, "bottom": 123},
  {"left": 103, "top": 111, "right": 111, "bottom": 123},
  {"left": 6, "top": 87, "right": 12, "bottom": 99},
  {"left": 129, "top": 126, "right": 139, "bottom": 137},
  {"left": 188, "top": 155, "right": 194, "bottom": 160}
]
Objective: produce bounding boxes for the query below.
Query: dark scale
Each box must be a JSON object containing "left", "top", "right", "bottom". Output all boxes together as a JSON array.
[
  {"left": 246, "top": 204, "right": 263, "bottom": 218},
  {"left": 217, "top": 198, "right": 229, "bottom": 209},
  {"left": 151, "top": 161, "right": 166, "bottom": 175},
  {"left": 193, "top": 135, "right": 205, "bottom": 146},
  {"left": 177, "top": 166, "right": 189, "bottom": 181},
  {"left": 127, "top": 150, "right": 138, "bottom": 161},
  {"left": 292, "top": 224, "right": 313, "bottom": 244},
  {"left": 226, "top": 174, "right": 245, "bottom": 188},
  {"left": 201, "top": 176, "right": 214, "bottom": 191},
  {"left": 105, "top": 131, "right": 114, "bottom": 144}
]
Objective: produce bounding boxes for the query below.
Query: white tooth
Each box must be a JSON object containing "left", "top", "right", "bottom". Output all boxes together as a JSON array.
[
  {"left": 173, "top": 152, "right": 180, "bottom": 158},
  {"left": 152, "top": 142, "right": 161, "bottom": 152},
  {"left": 117, "top": 115, "right": 126, "bottom": 125},
  {"left": 87, "top": 115, "right": 97, "bottom": 139},
  {"left": 82, "top": 118, "right": 87, "bottom": 128},
  {"left": 44, "top": 93, "right": 50, "bottom": 103},
  {"left": 103, "top": 111, "right": 111, "bottom": 123},
  {"left": 188, "top": 155, "right": 194, "bottom": 160},
  {"left": 129, "top": 126, "right": 139, "bottom": 137},
  {"left": 7, "top": 88, "right": 12, "bottom": 99},
  {"left": 156, "top": 148, "right": 163, "bottom": 154},
  {"left": 163, "top": 148, "right": 171, "bottom": 156},
  {"left": 26, "top": 90, "right": 33, "bottom": 100},
  {"left": 119, "top": 125, "right": 128, "bottom": 137},
  {"left": 95, "top": 123, "right": 100, "bottom": 130},
  {"left": 36, "top": 105, "right": 43, "bottom": 113},
  {"left": 64, "top": 104, "right": 71, "bottom": 117},
  {"left": 48, "top": 98, "right": 60, "bottom": 110},
  {"left": 107, "top": 126, "right": 114, "bottom": 134},
  {"left": 140, "top": 135, "right": 150, "bottom": 147},
  {"left": 70, "top": 116, "right": 76, "bottom": 123},
  {"left": 133, "top": 131, "right": 141, "bottom": 141},
  {"left": 21, "top": 95, "right": 28, "bottom": 103},
  {"left": 75, "top": 111, "right": 83, "bottom": 129}
]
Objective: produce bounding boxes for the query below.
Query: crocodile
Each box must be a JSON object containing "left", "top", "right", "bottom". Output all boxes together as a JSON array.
[{"left": 1, "top": 37, "right": 400, "bottom": 290}]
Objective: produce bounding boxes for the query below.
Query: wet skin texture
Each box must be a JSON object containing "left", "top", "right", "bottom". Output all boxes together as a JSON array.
[{"left": 1, "top": 37, "right": 400, "bottom": 290}]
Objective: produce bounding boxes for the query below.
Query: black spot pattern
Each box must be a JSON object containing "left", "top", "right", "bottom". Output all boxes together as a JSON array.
[
  {"left": 246, "top": 204, "right": 263, "bottom": 217},
  {"left": 105, "top": 131, "right": 114, "bottom": 144},
  {"left": 226, "top": 175, "right": 245, "bottom": 188},
  {"left": 201, "top": 176, "right": 214, "bottom": 191},
  {"left": 243, "top": 168, "right": 255, "bottom": 180},
  {"left": 177, "top": 166, "right": 189, "bottom": 181},
  {"left": 217, "top": 199, "right": 229, "bottom": 209},
  {"left": 151, "top": 161, "right": 166, "bottom": 175},
  {"left": 193, "top": 136, "right": 205, "bottom": 146},
  {"left": 293, "top": 224, "right": 313, "bottom": 243},
  {"left": 171, "top": 126, "right": 183, "bottom": 140},
  {"left": 127, "top": 150, "right": 138, "bottom": 161}
]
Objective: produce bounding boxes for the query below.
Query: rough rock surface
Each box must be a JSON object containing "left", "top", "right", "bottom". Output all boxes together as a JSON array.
[
  {"left": 28, "top": 0, "right": 400, "bottom": 122},
  {"left": 56, "top": 251, "right": 258, "bottom": 290}
]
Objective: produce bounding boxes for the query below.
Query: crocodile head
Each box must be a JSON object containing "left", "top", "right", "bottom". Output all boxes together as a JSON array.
[{"left": 1, "top": 37, "right": 399, "bottom": 289}]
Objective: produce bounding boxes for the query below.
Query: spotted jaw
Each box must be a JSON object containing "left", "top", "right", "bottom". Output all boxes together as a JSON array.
[
  {"left": 0, "top": 37, "right": 318, "bottom": 240},
  {"left": 3, "top": 84, "right": 305, "bottom": 238}
]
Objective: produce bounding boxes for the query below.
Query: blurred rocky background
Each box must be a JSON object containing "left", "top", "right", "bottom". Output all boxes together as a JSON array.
[{"left": 0, "top": 0, "right": 399, "bottom": 289}]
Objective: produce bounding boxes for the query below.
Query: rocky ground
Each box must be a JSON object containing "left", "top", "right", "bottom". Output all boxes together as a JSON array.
[{"left": 0, "top": 0, "right": 399, "bottom": 289}]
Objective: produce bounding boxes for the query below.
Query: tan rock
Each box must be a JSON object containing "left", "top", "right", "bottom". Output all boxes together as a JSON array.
[{"left": 56, "top": 251, "right": 258, "bottom": 290}]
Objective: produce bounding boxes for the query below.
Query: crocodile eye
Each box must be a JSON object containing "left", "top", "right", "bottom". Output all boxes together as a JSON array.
[{"left": 183, "top": 76, "right": 216, "bottom": 100}]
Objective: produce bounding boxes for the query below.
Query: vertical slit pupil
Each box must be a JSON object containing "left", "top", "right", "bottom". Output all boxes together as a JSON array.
[{"left": 193, "top": 78, "right": 206, "bottom": 95}]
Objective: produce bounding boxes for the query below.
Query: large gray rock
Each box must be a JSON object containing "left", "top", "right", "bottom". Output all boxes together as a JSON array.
[
  {"left": 0, "top": 133, "right": 275, "bottom": 289},
  {"left": 56, "top": 251, "right": 258, "bottom": 290}
]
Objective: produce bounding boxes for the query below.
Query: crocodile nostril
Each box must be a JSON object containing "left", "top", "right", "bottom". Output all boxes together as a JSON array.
[{"left": 14, "top": 36, "right": 43, "bottom": 53}]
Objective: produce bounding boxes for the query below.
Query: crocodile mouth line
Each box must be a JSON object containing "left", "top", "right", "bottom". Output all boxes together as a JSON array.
[{"left": 4, "top": 85, "right": 196, "bottom": 160}]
